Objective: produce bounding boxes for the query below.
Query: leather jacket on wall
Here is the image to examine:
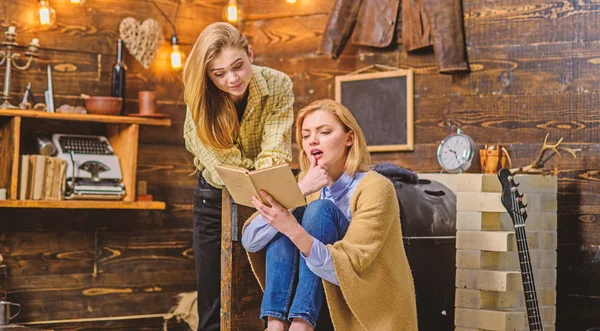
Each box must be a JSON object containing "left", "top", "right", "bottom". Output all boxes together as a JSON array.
[{"left": 320, "top": 0, "right": 469, "bottom": 74}]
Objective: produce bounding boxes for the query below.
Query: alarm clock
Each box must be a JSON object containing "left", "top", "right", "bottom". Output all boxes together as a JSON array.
[{"left": 437, "top": 128, "right": 476, "bottom": 173}]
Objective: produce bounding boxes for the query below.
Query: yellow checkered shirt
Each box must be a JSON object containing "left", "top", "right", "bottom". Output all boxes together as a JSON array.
[{"left": 183, "top": 65, "right": 294, "bottom": 188}]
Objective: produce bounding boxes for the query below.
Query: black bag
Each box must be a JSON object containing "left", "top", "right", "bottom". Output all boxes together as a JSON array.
[{"left": 374, "top": 163, "right": 457, "bottom": 331}]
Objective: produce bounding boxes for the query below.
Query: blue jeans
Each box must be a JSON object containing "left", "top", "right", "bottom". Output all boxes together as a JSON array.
[{"left": 261, "top": 199, "right": 350, "bottom": 328}]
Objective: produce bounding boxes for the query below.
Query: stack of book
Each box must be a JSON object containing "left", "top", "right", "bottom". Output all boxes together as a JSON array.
[{"left": 19, "top": 155, "right": 67, "bottom": 200}]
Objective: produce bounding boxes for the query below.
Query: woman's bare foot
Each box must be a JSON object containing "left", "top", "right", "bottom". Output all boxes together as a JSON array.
[
  {"left": 267, "top": 316, "right": 288, "bottom": 331},
  {"left": 289, "top": 318, "right": 313, "bottom": 331}
]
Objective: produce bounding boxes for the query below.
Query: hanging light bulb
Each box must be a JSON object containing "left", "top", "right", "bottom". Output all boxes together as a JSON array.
[
  {"left": 70, "top": 0, "right": 86, "bottom": 4},
  {"left": 36, "top": 0, "right": 56, "bottom": 27},
  {"left": 224, "top": 0, "right": 240, "bottom": 24},
  {"left": 170, "top": 34, "right": 185, "bottom": 69},
  {"left": 286, "top": 0, "right": 297, "bottom": 3}
]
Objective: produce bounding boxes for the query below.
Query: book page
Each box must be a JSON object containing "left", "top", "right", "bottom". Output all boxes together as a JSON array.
[
  {"left": 215, "top": 166, "right": 257, "bottom": 207},
  {"left": 249, "top": 164, "right": 305, "bottom": 209}
]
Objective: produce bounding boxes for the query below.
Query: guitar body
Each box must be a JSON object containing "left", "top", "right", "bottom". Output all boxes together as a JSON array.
[{"left": 498, "top": 169, "right": 544, "bottom": 331}]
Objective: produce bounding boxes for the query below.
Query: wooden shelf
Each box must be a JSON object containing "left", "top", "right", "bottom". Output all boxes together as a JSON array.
[
  {"left": 0, "top": 200, "right": 166, "bottom": 210},
  {"left": 0, "top": 109, "right": 171, "bottom": 126}
]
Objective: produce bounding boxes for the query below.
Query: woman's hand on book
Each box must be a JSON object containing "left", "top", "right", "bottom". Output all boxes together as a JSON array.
[
  {"left": 252, "top": 191, "right": 313, "bottom": 256},
  {"left": 298, "top": 156, "right": 332, "bottom": 197},
  {"left": 252, "top": 191, "right": 298, "bottom": 237}
]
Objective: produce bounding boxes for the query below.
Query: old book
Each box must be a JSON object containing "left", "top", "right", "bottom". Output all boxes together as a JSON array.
[
  {"left": 43, "top": 157, "right": 55, "bottom": 200},
  {"left": 19, "top": 155, "right": 30, "bottom": 200},
  {"left": 58, "top": 159, "right": 67, "bottom": 199},
  {"left": 215, "top": 163, "right": 305, "bottom": 209},
  {"left": 53, "top": 158, "right": 67, "bottom": 200},
  {"left": 29, "top": 155, "right": 47, "bottom": 200}
]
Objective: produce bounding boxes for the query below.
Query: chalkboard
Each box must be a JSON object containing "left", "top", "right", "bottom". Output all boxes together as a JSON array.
[{"left": 335, "top": 70, "right": 414, "bottom": 152}]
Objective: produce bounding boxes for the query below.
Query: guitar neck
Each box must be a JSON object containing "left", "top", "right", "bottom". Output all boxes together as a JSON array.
[{"left": 513, "top": 223, "right": 544, "bottom": 331}]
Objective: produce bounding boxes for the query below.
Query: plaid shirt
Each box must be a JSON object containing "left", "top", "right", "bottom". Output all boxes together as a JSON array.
[{"left": 183, "top": 65, "right": 294, "bottom": 188}]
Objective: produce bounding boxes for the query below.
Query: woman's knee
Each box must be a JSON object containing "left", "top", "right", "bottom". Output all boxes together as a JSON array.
[
  {"left": 305, "top": 199, "right": 336, "bottom": 217},
  {"left": 302, "top": 200, "right": 337, "bottom": 234}
]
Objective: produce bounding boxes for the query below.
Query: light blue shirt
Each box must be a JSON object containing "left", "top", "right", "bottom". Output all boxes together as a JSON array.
[{"left": 241, "top": 172, "right": 367, "bottom": 286}]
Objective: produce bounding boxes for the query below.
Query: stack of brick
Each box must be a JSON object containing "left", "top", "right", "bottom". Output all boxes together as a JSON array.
[{"left": 420, "top": 174, "right": 557, "bottom": 331}]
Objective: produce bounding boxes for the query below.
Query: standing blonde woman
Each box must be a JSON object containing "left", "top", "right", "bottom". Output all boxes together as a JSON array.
[
  {"left": 242, "top": 99, "right": 418, "bottom": 331},
  {"left": 182, "top": 22, "right": 294, "bottom": 331}
]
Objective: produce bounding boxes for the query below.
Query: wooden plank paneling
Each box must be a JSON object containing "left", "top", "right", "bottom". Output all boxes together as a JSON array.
[
  {"left": 29, "top": 317, "right": 188, "bottom": 331},
  {"left": 136, "top": 144, "right": 196, "bottom": 202},
  {"left": 0, "top": 232, "right": 95, "bottom": 277},
  {"left": 1, "top": 0, "right": 221, "bottom": 54},
  {"left": 256, "top": 54, "right": 600, "bottom": 145},
  {"left": 243, "top": 15, "right": 328, "bottom": 55},
  {"left": 463, "top": 0, "right": 600, "bottom": 47},
  {"left": 412, "top": 93, "right": 600, "bottom": 144},
  {"left": 96, "top": 229, "right": 193, "bottom": 274},
  {"left": 8, "top": 270, "right": 196, "bottom": 322},
  {"left": 0, "top": 208, "right": 192, "bottom": 232},
  {"left": 255, "top": 41, "right": 600, "bottom": 101},
  {"left": 242, "top": 0, "right": 332, "bottom": 21}
]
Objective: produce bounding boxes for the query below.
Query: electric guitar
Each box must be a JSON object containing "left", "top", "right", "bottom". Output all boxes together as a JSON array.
[{"left": 498, "top": 168, "right": 544, "bottom": 331}]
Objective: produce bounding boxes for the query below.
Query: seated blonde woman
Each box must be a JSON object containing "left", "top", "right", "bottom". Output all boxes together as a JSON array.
[{"left": 241, "top": 99, "right": 418, "bottom": 331}]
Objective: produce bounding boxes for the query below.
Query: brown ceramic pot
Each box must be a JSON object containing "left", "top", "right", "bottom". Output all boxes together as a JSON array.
[{"left": 85, "top": 96, "right": 123, "bottom": 115}]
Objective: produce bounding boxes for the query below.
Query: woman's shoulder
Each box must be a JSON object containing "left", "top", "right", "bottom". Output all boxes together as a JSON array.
[
  {"left": 252, "top": 65, "right": 292, "bottom": 86},
  {"left": 348, "top": 172, "right": 399, "bottom": 220},
  {"left": 359, "top": 171, "right": 394, "bottom": 188},
  {"left": 354, "top": 171, "right": 395, "bottom": 199}
]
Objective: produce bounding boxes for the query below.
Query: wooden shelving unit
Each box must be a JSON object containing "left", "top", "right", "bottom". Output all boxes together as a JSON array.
[
  {"left": 0, "top": 200, "right": 165, "bottom": 210},
  {"left": 0, "top": 109, "right": 171, "bottom": 126},
  {"left": 0, "top": 109, "right": 170, "bottom": 210}
]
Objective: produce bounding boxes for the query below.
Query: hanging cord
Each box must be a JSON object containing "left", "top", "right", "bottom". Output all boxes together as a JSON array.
[{"left": 149, "top": 0, "right": 181, "bottom": 35}]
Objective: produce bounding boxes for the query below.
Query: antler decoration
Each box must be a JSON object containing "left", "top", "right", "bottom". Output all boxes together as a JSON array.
[{"left": 510, "top": 133, "right": 581, "bottom": 173}]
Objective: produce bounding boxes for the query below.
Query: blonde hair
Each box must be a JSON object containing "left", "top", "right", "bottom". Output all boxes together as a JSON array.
[
  {"left": 182, "top": 22, "right": 249, "bottom": 150},
  {"left": 295, "top": 99, "right": 371, "bottom": 176}
]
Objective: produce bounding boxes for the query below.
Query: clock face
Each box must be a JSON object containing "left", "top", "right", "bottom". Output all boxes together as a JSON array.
[{"left": 437, "top": 134, "right": 475, "bottom": 172}]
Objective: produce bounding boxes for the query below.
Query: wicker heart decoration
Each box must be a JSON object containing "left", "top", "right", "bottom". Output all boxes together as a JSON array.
[{"left": 119, "top": 17, "right": 164, "bottom": 69}]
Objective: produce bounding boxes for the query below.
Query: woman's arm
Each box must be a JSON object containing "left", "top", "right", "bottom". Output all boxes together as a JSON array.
[
  {"left": 253, "top": 76, "right": 294, "bottom": 170},
  {"left": 251, "top": 193, "right": 314, "bottom": 257},
  {"left": 302, "top": 239, "right": 339, "bottom": 285},
  {"left": 241, "top": 214, "right": 278, "bottom": 253},
  {"left": 328, "top": 176, "right": 397, "bottom": 274},
  {"left": 184, "top": 107, "right": 254, "bottom": 172}
]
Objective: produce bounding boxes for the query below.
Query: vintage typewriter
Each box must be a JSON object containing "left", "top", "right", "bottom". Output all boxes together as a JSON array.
[{"left": 52, "top": 133, "right": 125, "bottom": 200}]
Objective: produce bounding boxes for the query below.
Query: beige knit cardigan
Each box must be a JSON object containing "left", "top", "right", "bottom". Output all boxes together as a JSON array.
[{"left": 243, "top": 171, "right": 418, "bottom": 331}]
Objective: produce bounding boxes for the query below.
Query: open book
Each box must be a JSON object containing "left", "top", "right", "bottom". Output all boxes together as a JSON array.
[{"left": 215, "top": 163, "right": 306, "bottom": 209}]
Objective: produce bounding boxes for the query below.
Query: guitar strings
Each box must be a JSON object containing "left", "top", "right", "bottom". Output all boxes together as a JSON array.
[
  {"left": 510, "top": 184, "right": 544, "bottom": 330},
  {"left": 512, "top": 192, "right": 543, "bottom": 330}
]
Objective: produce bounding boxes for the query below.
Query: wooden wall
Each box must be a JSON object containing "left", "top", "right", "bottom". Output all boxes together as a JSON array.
[{"left": 1, "top": 0, "right": 599, "bottom": 330}]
